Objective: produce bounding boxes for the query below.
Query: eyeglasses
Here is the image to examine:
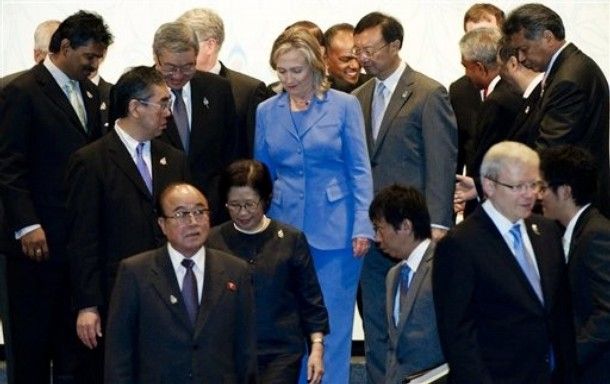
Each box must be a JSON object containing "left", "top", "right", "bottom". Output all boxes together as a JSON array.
[
  {"left": 352, "top": 42, "right": 390, "bottom": 58},
  {"left": 225, "top": 200, "right": 261, "bottom": 213},
  {"left": 156, "top": 63, "right": 196, "bottom": 77},
  {"left": 485, "top": 177, "right": 543, "bottom": 194},
  {"left": 136, "top": 99, "right": 172, "bottom": 111},
  {"left": 163, "top": 208, "right": 210, "bottom": 224}
]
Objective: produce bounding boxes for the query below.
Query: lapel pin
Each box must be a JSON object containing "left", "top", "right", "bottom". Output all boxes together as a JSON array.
[
  {"left": 525, "top": 105, "right": 530, "bottom": 114},
  {"left": 277, "top": 229, "right": 284, "bottom": 238},
  {"left": 160, "top": 157, "right": 167, "bottom": 165},
  {"left": 86, "top": 90, "right": 93, "bottom": 99},
  {"left": 401, "top": 91, "right": 409, "bottom": 99},
  {"left": 203, "top": 97, "right": 209, "bottom": 109},
  {"left": 170, "top": 294, "right": 178, "bottom": 304},
  {"left": 100, "top": 101, "right": 107, "bottom": 111},
  {"left": 531, "top": 224, "right": 540, "bottom": 235},
  {"left": 227, "top": 281, "right": 237, "bottom": 291}
]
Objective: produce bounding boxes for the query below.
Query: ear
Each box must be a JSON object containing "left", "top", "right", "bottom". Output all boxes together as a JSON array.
[
  {"left": 557, "top": 184, "right": 572, "bottom": 201},
  {"left": 482, "top": 176, "right": 495, "bottom": 198},
  {"left": 399, "top": 218, "right": 413, "bottom": 233},
  {"left": 128, "top": 99, "right": 140, "bottom": 117},
  {"left": 60, "top": 38, "right": 71, "bottom": 55},
  {"left": 157, "top": 217, "right": 167, "bottom": 235}
]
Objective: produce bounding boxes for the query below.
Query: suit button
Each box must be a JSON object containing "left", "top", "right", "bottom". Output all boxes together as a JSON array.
[
  {"left": 248, "top": 259, "right": 255, "bottom": 264},
  {"left": 299, "top": 194, "right": 304, "bottom": 199}
]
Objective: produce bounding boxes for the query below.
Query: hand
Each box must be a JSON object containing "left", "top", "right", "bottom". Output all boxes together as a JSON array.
[
  {"left": 431, "top": 228, "right": 448, "bottom": 242},
  {"left": 76, "top": 307, "right": 102, "bottom": 349},
  {"left": 454, "top": 174, "right": 478, "bottom": 205},
  {"left": 352, "top": 237, "right": 370, "bottom": 258},
  {"left": 307, "top": 342, "right": 324, "bottom": 384},
  {"left": 20, "top": 227, "right": 49, "bottom": 261}
]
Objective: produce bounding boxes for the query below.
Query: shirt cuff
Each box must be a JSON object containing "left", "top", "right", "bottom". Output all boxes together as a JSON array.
[{"left": 15, "top": 224, "right": 41, "bottom": 239}]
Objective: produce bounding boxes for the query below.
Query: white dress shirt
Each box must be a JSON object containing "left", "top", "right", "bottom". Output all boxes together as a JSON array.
[{"left": 167, "top": 243, "right": 206, "bottom": 303}]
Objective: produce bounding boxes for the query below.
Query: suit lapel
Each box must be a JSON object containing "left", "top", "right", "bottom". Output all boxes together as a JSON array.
[
  {"left": 297, "top": 94, "right": 328, "bottom": 137},
  {"left": 568, "top": 206, "right": 593, "bottom": 260},
  {"left": 386, "top": 266, "right": 400, "bottom": 333},
  {"left": 33, "top": 64, "right": 89, "bottom": 137},
  {"left": 106, "top": 131, "right": 153, "bottom": 199},
  {"left": 79, "top": 79, "right": 100, "bottom": 136},
  {"left": 360, "top": 80, "right": 375, "bottom": 157},
  {"left": 194, "top": 249, "right": 227, "bottom": 337},
  {"left": 150, "top": 139, "right": 172, "bottom": 198},
  {"left": 149, "top": 247, "right": 193, "bottom": 330},
  {"left": 372, "top": 66, "right": 413, "bottom": 159},
  {"left": 275, "top": 93, "right": 299, "bottom": 141},
  {"left": 399, "top": 244, "right": 433, "bottom": 328}
]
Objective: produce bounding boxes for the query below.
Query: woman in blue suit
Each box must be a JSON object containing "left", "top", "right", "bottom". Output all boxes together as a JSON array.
[{"left": 255, "top": 27, "right": 374, "bottom": 384}]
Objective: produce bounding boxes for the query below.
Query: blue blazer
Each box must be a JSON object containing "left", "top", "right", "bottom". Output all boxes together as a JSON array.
[{"left": 255, "top": 89, "right": 374, "bottom": 250}]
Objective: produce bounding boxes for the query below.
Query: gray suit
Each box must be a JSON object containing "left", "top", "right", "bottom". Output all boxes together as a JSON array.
[
  {"left": 385, "top": 243, "right": 444, "bottom": 384},
  {"left": 354, "top": 64, "right": 457, "bottom": 384}
]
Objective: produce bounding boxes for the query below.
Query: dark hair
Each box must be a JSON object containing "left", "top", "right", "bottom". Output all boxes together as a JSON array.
[
  {"left": 503, "top": 3, "right": 565, "bottom": 40},
  {"left": 369, "top": 184, "right": 431, "bottom": 240},
  {"left": 539, "top": 145, "right": 597, "bottom": 206},
  {"left": 323, "top": 23, "right": 354, "bottom": 50},
  {"left": 285, "top": 20, "right": 324, "bottom": 47},
  {"left": 354, "top": 12, "right": 403, "bottom": 49},
  {"left": 110, "top": 66, "right": 166, "bottom": 120},
  {"left": 49, "top": 10, "right": 113, "bottom": 53},
  {"left": 219, "top": 160, "right": 273, "bottom": 212},
  {"left": 463, "top": 3, "right": 505, "bottom": 31},
  {"left": 497, "top": 36, "right": 518, "bottom": 63}
]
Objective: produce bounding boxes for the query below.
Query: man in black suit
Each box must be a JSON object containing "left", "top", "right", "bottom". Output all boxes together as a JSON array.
[
  {"left": 89, "top": 63, "right": 112, "bottom": 130},
  {"left": 323, "top": 23, "right": 372, "bottom": 93},
  {"left": 434, "top": 141, "right": 576, "bottom": 383},
  {"left": 449, "top": 3, "right": 505, "bottom": 174},
  {"left": 65, "top": 66, "right": 189, "bottom": 384},
  {"left": 539, "top": 145, "right": 610, "bottom": 383},
  {"left": 104, "top": 183, "right": 257, "bottom": 383},
  {"left": 0, "top": 11, "right": 113, "bottom": 384},
  {"left": 178, "top": 8, "right": 269, "bottom": 158},
  {"left": 503, "top": 3, "right": 610, "bottom": 218},
  {"left": 153, "top": 22, "right": 237, "bottom": 224}
]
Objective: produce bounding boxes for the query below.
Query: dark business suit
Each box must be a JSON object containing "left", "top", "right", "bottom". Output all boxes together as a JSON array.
[
  {"left": 566, "top": 206, "right": 610, "bottom": 383},
  {"left": 467, "top": 79, "right": 523, "bottom": 198},
  {"left": 532, "top": 43, "right": 610, "bottom": 217},
  {"left": 104, "top": 246, "right": 257, "bottom": 384},
  {"left": 219, "top": 62, "right": 269, "bottom": 158},
  {"left": 0, "top": 62, "right": 103, "bottom": 383},
  {"left": 0, "top": 70, "right": 27, "bottom": 91},
  {"left": 507, "top": 81, "right": 542, "bottom": 147},
  {"left": 433, "top": 207, "right": 576, "bottom": 384},
  {"left": 449, "top": 75, "right": 483, "bottom": 174},
  {"left": 385, "top": 242, "right": 444, "bottom": 384},
  {"left": 96, "top": 76, "right": 112, "bottom": 130},
  {"left": 354, "top": 65, "right": 457, "bottom": 384},
  {"left": 160, "top": 71, "right": 237, "bottom": 224}
]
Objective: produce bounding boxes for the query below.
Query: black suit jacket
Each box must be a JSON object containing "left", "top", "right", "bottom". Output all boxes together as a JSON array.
[
  {"left": 105, "top": 246, "right": 258, "bottom": 384},
  {"left": 0, "top": 69, "right": 27, "bottom": 91},
  {"left": 467, "top": 79, "right": 523, "bottom": 198},
  {"left": 65, "top": 130, "right": 189, "bottom": 310},
  {"left": 449, "top": 75, "right": 483, "bottom": 173},
  {"left": 507, "top": 81, "right": 542, "bottom": 147},
  {"left": 433, "top": 207, "right": 576, "bottom": 384},
  {"left": 532, "top": 43, "right": 610, "bottom": 217},
  {"left": 567, "top": 206, "right": 610, "bottom": 383},
  {"left": 159, "top": 71, "right": 237, "bottom": 224},
  {"left": 0, "top": 63, "right": 103, "bottom": 261},
  {"left": 96, "top": 76, "right": 113, "bottom": 130},
  {"left": 219, "top": 62, "right": 270, "bottom": 158}
]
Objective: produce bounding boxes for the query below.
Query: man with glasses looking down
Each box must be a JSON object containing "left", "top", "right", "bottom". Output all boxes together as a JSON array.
[
  {"left": 65, "top": 66, "right": 189, "bottom": 383},
  {"left": 153, "top": 21, "right": 238, "bottom": 225}
]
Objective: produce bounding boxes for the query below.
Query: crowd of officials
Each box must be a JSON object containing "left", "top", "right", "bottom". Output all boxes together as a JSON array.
[{"left": 0, "top": 2, "right": 609, "bottom": 384}]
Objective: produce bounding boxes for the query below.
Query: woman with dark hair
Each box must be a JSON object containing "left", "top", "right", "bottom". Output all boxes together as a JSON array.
[{"left": 207, "top": 159, "right": 328, "bottom": 384}]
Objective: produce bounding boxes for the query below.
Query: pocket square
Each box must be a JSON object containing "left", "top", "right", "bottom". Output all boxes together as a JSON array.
[{"left": 227, "top": 281, "right": 237, "bottom": 291}]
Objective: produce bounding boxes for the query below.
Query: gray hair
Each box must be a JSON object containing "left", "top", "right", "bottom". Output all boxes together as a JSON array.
[
  {"left": 34, "top": 20, "right": 60, "bottom": 52},
  {"left": 152, "top": 22, "right": 199, "bottom": 56},
  {"left": 177, "top": 8, "right": 225, "bottom": 48},
  {"left": 459, "top": 27, "right": 502, "bottom": 69},
  {"left": 480, "top": 141, "right": 539, "bottom": 184}
]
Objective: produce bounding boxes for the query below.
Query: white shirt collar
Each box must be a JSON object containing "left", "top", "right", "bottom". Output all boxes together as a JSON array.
[
  {"left": 44, "top": 56, "right": 75, "bottom": 94},
  {"left": 400, "top": 238, "right": 431, "bottom": 273},
  {"left": 209, "top": 60, "right": 222, "bottom": 75},
  {"left": 376, "top": 60, "right": 407, "bottom": 96},
  {"left": 487, "top": 75, "right": 501, "bottom": 95},
  {"left": 523, "top": 73, "right": 544, "bottom": 98},
  {"left": 544, "top": 41, "right": 570, "bottom": 82},
  {"left": 482, "top": 199, "right": 523, "bottom": 234},
  {"left": 167, "top": 242, "right": 206, "bottom": 272},
  {"left": 562, "top": 203, "right": 591, "bottom": 261},
  {"left": 113, "top": 122, "right": 150, "bottom": 160}
]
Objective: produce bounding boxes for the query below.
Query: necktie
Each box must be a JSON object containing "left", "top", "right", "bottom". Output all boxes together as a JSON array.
[
  {"left": 372, "top": 81, "right": 387, "bottom": 141},
  {"left": 509, "top": 224, "right": 544, "bottom": 303},
  {"left": 395, "top": 263, "right": 411, "bottom": 326},
  {"left": 172, "top": 89, "right": 190, "bottom": 153},
  {"left": 65, "top": 80, "right": 87, "bottom": 130},
  {"left": 181, "top": 258, "right": 199, "bottom": 325},
  {"left": 135, "top": 142, "right": 152, "bottom": 194}
]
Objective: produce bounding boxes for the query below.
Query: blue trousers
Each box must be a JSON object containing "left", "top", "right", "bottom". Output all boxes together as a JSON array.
[{"left": 300, "top": 247, "right": 362, "bottom": 384}]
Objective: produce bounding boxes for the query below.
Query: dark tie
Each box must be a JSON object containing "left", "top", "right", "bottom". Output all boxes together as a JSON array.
[
  {"left": 396, "top": 263, "right": 411, "bottom": 326},
  {"left": 172, "top": 89, "right": 189, "bottom": 153},
  {"left": 135, "top": 142, "right": 152, "bottom": 194},
  {"left": 181, "top": 258, "right": 199, "bottom": 325},
  {"left": 509, "top": 224, "right": 543, "bottom": 303}
]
